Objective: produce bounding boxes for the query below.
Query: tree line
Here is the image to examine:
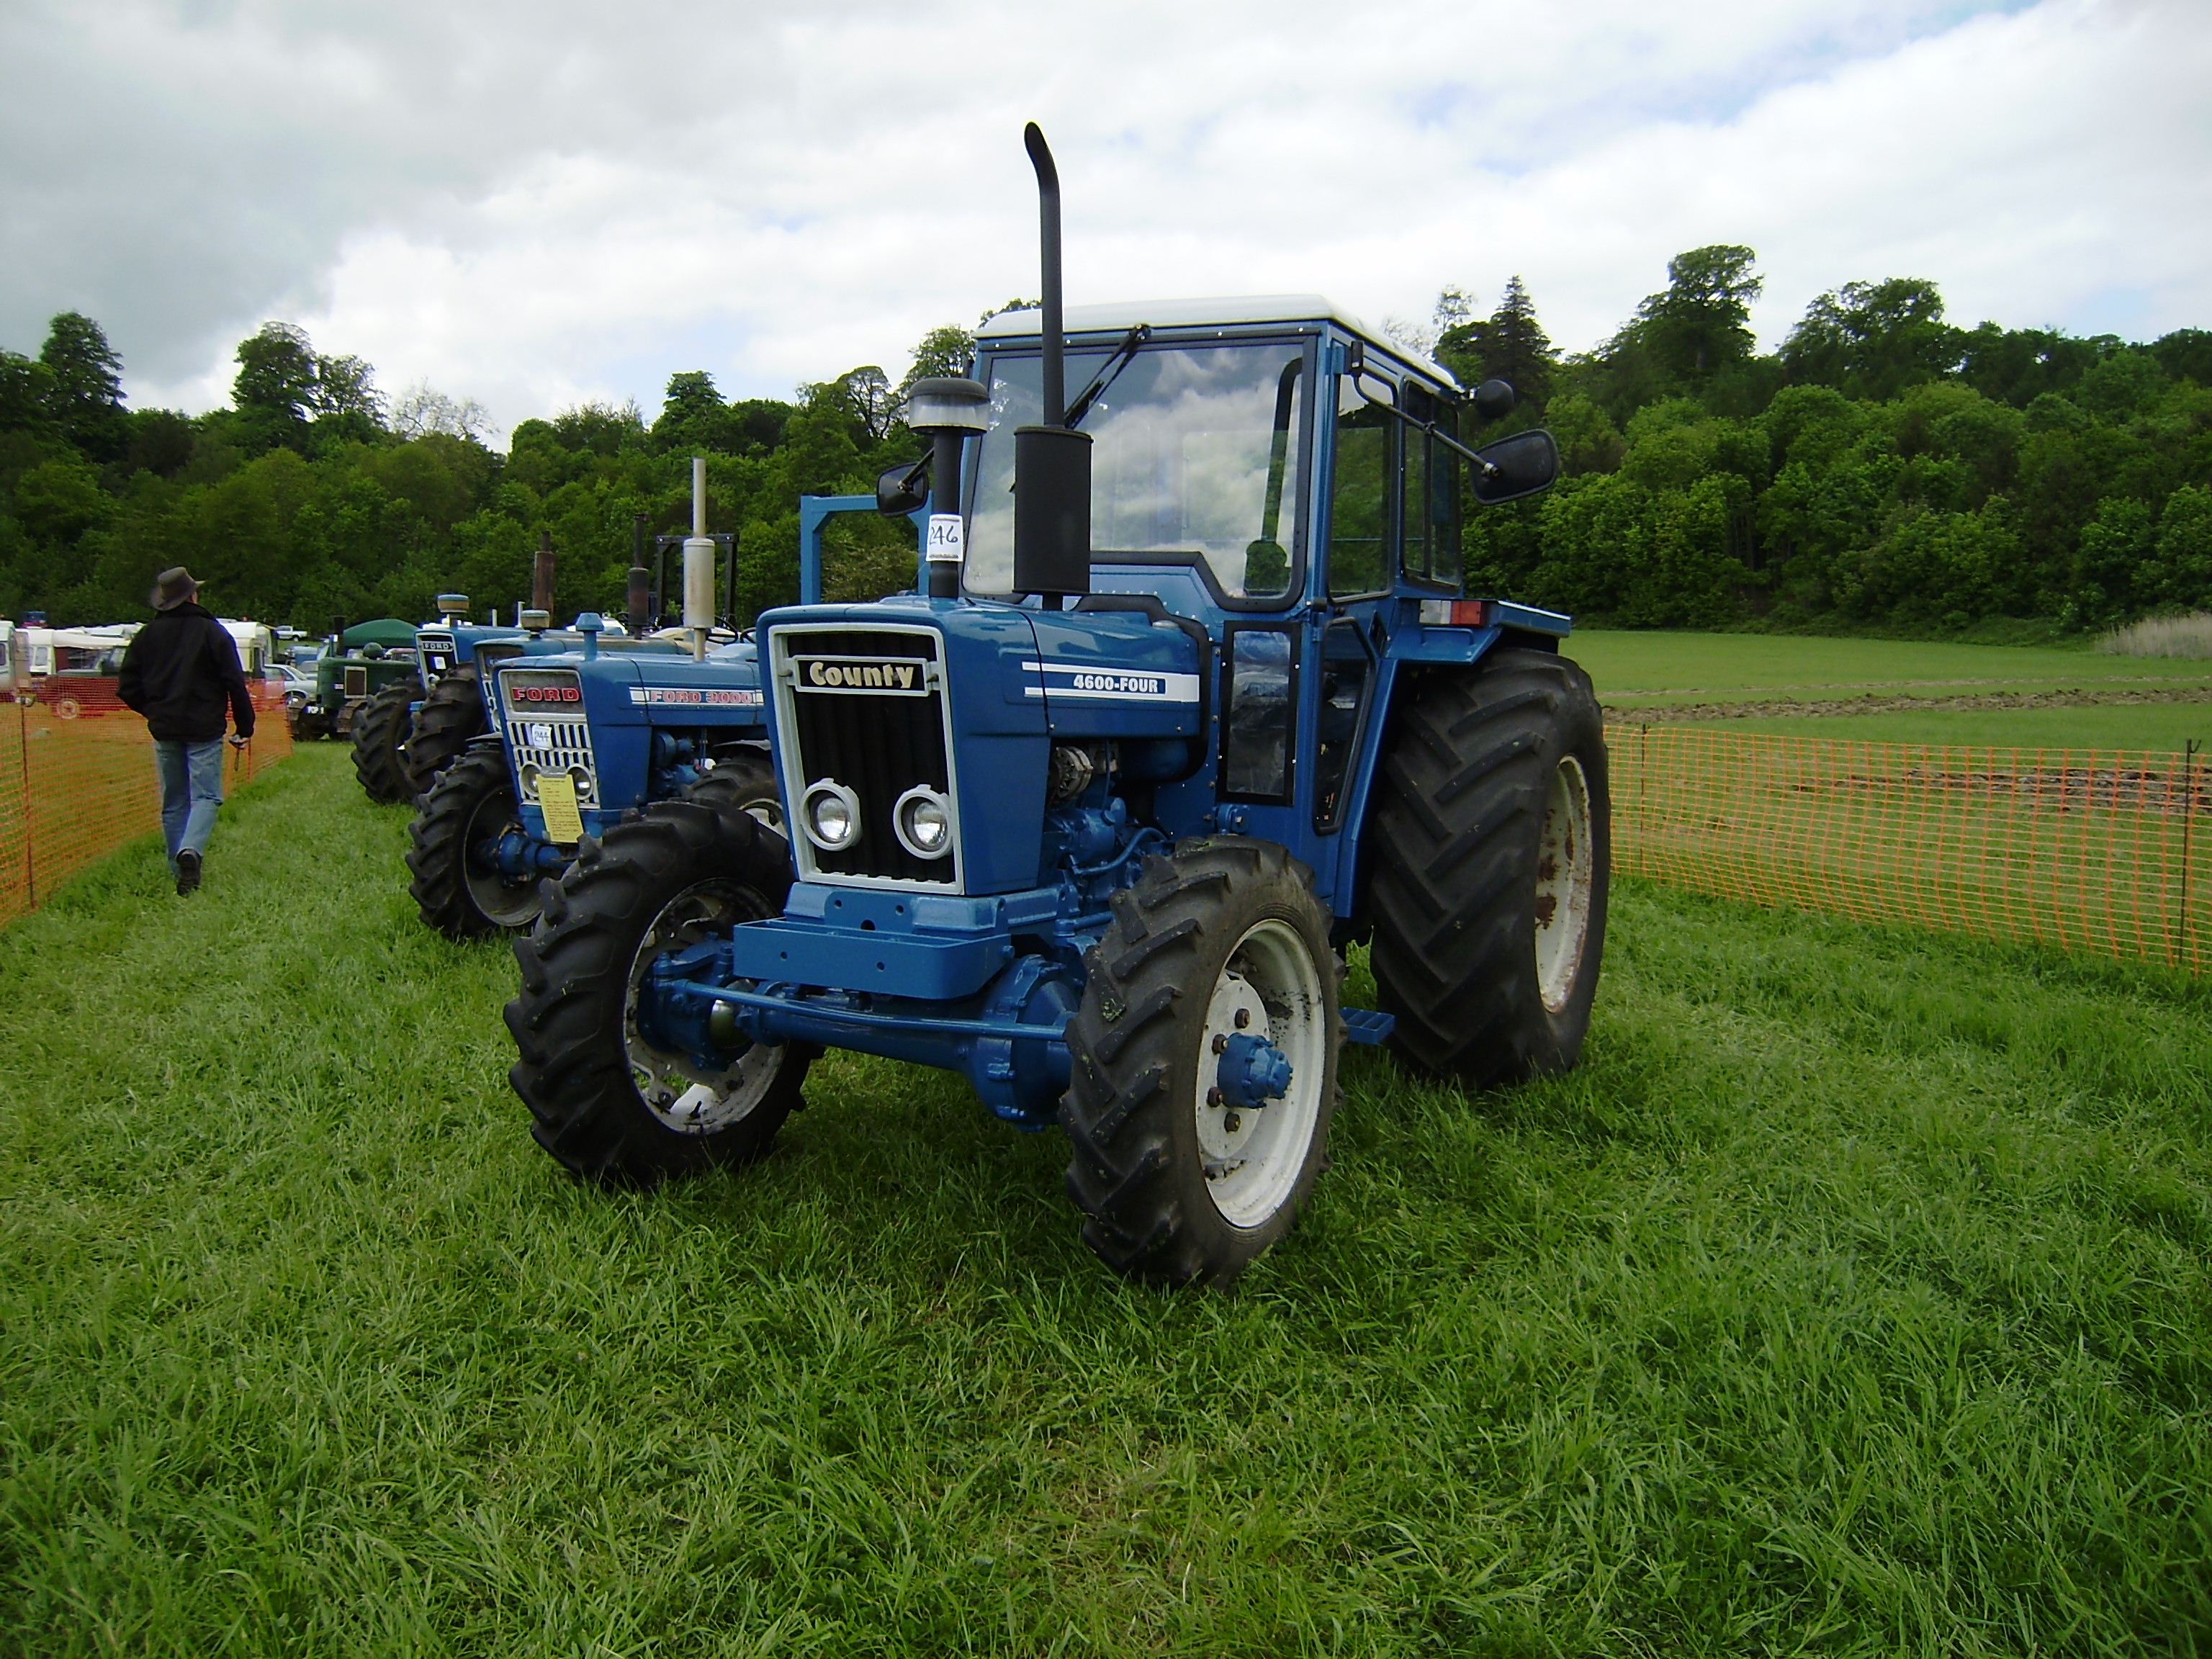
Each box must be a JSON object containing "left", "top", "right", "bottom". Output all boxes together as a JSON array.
[
  {"left": 1431, "top": 253, "right": 2212, "bottom": 635},
  {"left": 3, "top": 261, "right": 2207, "bottom": 635}
]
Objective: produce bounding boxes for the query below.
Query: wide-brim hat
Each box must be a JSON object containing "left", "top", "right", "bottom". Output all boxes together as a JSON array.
[{"left": 150, "top": 567, "right": 199, "bottom": 611}]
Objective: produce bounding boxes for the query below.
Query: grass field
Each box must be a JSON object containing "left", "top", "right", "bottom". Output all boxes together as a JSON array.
[
  {"left": 2, "top": 746, "right": 2209, "bottom": 1656},
  {"left": 1712, "top": 703, "right": 2212, "bottom": 751},
  {"left": 1573, "top": 630, "right": 2212, "bottom": 711}
]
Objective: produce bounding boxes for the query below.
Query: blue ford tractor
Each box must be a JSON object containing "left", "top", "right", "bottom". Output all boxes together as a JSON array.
[
  {"left": 402, "top": 493, "right": 912, "bottom": 940},
  {"left": 505, "top": 126, "right": 1609, "bottom": 1285}
]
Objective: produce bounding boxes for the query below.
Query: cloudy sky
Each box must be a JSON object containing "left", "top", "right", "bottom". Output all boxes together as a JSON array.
[{"left": 4, "top": 0, "right": 2208, "bottom": 441}]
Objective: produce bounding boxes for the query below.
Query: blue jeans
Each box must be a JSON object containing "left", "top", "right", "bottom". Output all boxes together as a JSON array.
[{"left": 155, "top": 739, "right": 226, "bottom": 870}]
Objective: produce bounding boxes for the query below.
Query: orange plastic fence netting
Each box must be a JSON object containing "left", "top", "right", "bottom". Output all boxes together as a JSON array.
[
  {"left": 1606, "top": 723, "right": 2211, "bottom": 976},
  {"left": 0, "top": 681, "right": 292, "bottom": 925}
]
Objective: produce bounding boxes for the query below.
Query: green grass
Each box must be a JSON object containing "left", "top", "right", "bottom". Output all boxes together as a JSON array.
[
  {"left": 4, "top": 747, "right": 2209, "bottom": 1655},
  {"left": 1571, "top": 629, "right": 2212, "bottom": 706}
]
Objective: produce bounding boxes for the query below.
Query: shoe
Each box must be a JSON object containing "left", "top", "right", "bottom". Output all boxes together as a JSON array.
[{"left": 176, "top": 850, "right": 202, "bottom": 895}]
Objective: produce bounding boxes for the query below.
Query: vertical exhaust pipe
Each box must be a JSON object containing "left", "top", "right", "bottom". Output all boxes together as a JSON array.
[
  {"left": 627, "top": 512, "right": 650, "bottom": 635},
  {"left": 1011, "top": 122, "right": 1091, "bottom": 609},
  {"left": 683, "top": 456, "right": 714, "bottom": 659},
  {"left": 531, "top": 531, "right": 555, "bottom": 619}
]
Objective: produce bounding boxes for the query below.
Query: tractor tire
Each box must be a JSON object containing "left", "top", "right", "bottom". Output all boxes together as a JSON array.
[
  {"left": 505, "top": 798, "right": 812, "bottom": 1187},
  {"left": 1367, "top": 649, "right": 1609, "bottom": 1088},
  {"left": 1060, "top": 837, "right": 1341, "bottom": 1287},
  {"left": 404, "top": 669, "right": 486, "bottom": 796},
  {"left": 405, "top": 743, "right": 545, "bottom": 939},
  {"left": 351, "top": 677, "right": 421, "bottom": 803},
  {"left": 686, "top": 750, "right": 783, "bottom": 837}
]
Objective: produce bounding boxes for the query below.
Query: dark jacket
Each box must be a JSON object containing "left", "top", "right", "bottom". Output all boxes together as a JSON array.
[{"left": 118, "top": 602, "right": 256, "bottom": 743}]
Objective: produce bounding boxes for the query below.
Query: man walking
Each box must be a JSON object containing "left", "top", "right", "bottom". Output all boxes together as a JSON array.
[{"left": 118, "top": 567, "right": 255, "bottom": 895}]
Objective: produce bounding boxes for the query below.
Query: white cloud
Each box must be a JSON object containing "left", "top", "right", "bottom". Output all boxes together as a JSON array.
[{"left": 3, "top": 0, "right": 2206, "bottom": 438}]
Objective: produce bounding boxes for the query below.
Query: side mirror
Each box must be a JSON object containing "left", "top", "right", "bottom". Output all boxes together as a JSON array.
[
  {"left": 876, "top": 460, "right": 927, "bottom": 517},
  {"left": 1470, "top": 428, "right": 1560, "bottom": 505},
  {"left": 1470, "top": 379, "right": 1516, "bottom": 423}
]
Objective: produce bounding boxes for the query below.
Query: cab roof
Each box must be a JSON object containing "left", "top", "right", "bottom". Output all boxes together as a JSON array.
[{"left": 974, "top": 295, "right": 1452, "bottom": 385}]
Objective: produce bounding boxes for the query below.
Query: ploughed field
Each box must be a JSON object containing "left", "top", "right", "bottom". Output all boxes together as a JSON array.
[{"left": 1, "top": 744, "right": 2206, "bottom": 1656}]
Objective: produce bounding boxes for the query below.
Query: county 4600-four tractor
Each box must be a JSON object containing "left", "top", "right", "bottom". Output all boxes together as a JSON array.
[{"left": 505, "top": 127, "right": 1609, "bottom": 1285}]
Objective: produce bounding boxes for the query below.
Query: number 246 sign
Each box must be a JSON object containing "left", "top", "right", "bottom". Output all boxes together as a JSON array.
[{"left": 925, "top": 514, "right": 964, "bottom": 563}]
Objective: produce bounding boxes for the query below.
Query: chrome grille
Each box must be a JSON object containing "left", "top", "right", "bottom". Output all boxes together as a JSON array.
[
  {"left": 498, "top": 667, "right": 598, "bottom": 804},
  {"left": 507, "top": 715, "right": 597, "bottom": 803}
]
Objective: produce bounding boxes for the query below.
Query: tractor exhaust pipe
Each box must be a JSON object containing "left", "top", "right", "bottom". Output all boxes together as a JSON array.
[
  {"left": 1012, "top": 122, "right": 1090, "bottom": 610},
  {"left": 531, "top": 531, "right": 555, "bottom": 619},
  {"left": 683, "top": 457, "right": 714, "bottom": 659},
  {"left": 627, "top": 513, "right": 651, "bottom": 635}
]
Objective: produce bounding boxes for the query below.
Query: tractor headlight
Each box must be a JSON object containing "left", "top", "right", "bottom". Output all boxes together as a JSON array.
[
  {"left": 892, "top": 786, "right": 953, "bottom": 860},
  {"left": 801, "top": 779, "right": 861, "bottom": 852}
]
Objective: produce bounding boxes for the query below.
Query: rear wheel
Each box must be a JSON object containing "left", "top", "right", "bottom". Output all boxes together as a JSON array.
[
  {"left": 351, "top": 678, "right": 420, "bottom": 802},
  {"left": 405, "top": 744, "right": 544, "bottom": 939},
  {"left": 506, "top": 798, "right": 811, "bottom": 1185},
  {"left": 404, "top": 670, "right": 487, "bottom": 796},
  {"left": 1367, "top": 649, "right": 1610, "bottom": 1087},
  {"left": 685, "top": 750, "right": 783, "bottom": 836},
  {"left": 1061, "top": 837, "right": 1341, "bottom": 1286}
]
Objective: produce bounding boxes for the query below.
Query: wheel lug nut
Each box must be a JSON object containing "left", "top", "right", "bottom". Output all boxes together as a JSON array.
[
  {"left": 1234, "top": 1009, "right": 1251, "bottom": 1029},
  {"left": 1210, "top": 1033, "right": 1228, "bottom": 1054},
  {"left": 1224, "top": 1112, "right": 1241, "bottom": 1132},
  {"left": 1206, "top": 1087, "right": 1223, "bottom": 1107}
]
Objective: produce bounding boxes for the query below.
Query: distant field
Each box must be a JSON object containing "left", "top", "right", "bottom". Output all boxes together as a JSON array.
[
  {"left": 2, "top": 747, "right": 2206, "bottom": 1655},
  {"left": 1712, "top": 702, "right": 2211, "bottom": 752},
  {"left": 1572, "top": 629, "right": 2212, "bottom": 709}
]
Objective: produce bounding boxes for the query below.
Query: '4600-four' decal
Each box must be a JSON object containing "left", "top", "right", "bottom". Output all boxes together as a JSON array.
[{"left": 1020, "top": 660, "right": 1201, "bottom": 703}]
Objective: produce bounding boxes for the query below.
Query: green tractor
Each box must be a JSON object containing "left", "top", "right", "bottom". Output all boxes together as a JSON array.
[{"left": 289, "top": 619, "right": 422, "bottom": 747}]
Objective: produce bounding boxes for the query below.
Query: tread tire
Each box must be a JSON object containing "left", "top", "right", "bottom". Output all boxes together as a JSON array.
[
  {"left": 351, "top": 677, "right": 421, "bottom": 802},
  {"left": 683, "top": 751, "right": 783, "bottom": 836},
  {"left": 404, "top": 670, "right": 487, "bottom": 796},
  {"left": 1060, "top": 836, "right": 1341, "bottom": 1287},
  {"left": 406, "top": 743, "right": 543, "bottom": 939},
  {"left": 1367, "top": 649, "right": 1610, "bottom": 1087},
  {"left": 506, "top": 798, "right": 811, "bottom": 1187}
]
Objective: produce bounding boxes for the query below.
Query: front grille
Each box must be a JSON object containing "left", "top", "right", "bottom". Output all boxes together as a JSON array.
[
  {"left": 498, "top": 667, "right": 597, "bottom": 803},
  {"left": 776, "top": 627, "right": 951, "bottom": 886},
  {"left": 417, "top": 630, "right": 454, "bottom": 677},
  {"left": 507, "top": 714, "right": 597, "bottom": 803}
]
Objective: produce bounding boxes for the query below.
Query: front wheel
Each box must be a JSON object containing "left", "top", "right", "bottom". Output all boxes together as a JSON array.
[
  {"left": 404, "top": 669, "right": 486, "bottom": 796},
  {"left": 405, "top": 744, "right": 545, "bottom": 938},
  {"left": 351, "top": 678, "right": 420, "bottom": 802},
  {"left": 1061, "top": 837, "right": 1341, "bottom": 1287},
  {"left": 505, "top": 798, "right": 812, "bottom": 1186}
]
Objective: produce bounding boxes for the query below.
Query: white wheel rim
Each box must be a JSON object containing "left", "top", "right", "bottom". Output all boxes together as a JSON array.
[
  {"left": 1534, "top": 753, "right": 1595, "bottom": 1015},
  {"left": 624, "top": 881, "right": 783, "bottom": 1135},
  {"left": 1195, "top": 917, "right": 1328, "bottom": 1230}
]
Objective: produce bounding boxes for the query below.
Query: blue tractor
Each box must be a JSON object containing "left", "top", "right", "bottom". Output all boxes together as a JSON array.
[
  {"left": 403, "top": 500, "right": 913, "bottom": 940},
  {"left": 504, "top": 127, "right": 1609, "bottom": 1285}
]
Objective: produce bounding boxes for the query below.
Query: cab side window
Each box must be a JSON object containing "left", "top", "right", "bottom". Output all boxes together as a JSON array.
[
  {"left": 1400, "top": 383, "right": 1462, "bottom": 588},
  {"left": 1328, "top": 375, "right": 1391, "bottom": 597}
]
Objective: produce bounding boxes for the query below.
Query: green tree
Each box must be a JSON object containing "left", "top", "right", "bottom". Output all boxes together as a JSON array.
[
  {"left": 1437, "top": 276, "right": 1556, "bottom": 407},
  {"left": 233, "top": 322, "right": 320, "bottom": 452},
  {"left": 39, "top": 312, "right": 128, "bottom": 459},
  {"left": 1632, "top": 245, "right": 1763, "bottom": 382},
  {"left": 1781, "top": 277, "right": 1959, "bottom": 400}
]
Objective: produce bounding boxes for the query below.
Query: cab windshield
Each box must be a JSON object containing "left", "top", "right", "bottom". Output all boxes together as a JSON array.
[{"left": 966, "top": 341, "right": 1308, "bottom": 601}]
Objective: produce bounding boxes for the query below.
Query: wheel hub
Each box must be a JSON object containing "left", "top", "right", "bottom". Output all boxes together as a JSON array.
[
  {"left": 1533, "top": 753, "right": 1596, "bottom": 1015},
  {"left": 1194, "top": 918, "right": 1329, "bottom": 1229}
]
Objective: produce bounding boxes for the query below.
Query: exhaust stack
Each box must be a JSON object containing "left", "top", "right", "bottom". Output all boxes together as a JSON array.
[
  {"left": 1011, "top": 122, "right": 1091, "bottom": 608},
  {"left": 683, "top": 457, "right": 714, "bottom": 659}
]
